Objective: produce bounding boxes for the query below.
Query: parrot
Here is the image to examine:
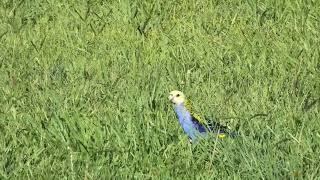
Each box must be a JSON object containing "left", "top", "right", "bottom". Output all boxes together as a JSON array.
[{"left": 168, "top": 90, "right": 236, "bottom": 143}]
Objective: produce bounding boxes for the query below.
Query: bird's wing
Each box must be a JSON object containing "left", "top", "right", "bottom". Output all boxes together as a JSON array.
[
  {"left": 184, "top": 99, "right": 237, "bottom": 138},
  {"left": 207, "top": 120, "right": 229, "bottom": 133},
  {"left": 184, "top": 99, "right": 207, "bottom": 125},
  {"left": 206, "top": 117, "right": 238, "bottom": 138}
]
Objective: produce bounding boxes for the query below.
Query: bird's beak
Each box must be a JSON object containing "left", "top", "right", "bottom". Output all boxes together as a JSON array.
[{"left": 168, "top": 95, "right": 173, "bottom": 102}]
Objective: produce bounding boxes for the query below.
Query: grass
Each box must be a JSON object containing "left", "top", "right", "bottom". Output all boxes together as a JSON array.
[{"left": 0, "top": 0, "right": 319, "bottom": 179}]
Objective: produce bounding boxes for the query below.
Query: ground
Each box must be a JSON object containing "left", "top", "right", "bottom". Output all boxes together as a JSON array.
[{"left": 0, "top": 0, "right": 319, "bottom": 179}]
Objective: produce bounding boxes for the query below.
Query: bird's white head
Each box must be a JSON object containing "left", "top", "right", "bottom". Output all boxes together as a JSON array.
[{"left": 168, "top": 90, "right": 185, "bottom": 105}]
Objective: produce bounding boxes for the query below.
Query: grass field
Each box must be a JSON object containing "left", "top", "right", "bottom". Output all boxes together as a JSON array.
[{"left": 0, "top": 0, "right": 319, "bottom": 179}]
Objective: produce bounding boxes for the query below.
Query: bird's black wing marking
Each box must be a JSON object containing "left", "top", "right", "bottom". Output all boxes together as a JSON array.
[
  {"left": 207, "top": 120, "right": 229, "bottom": 133},
  {"left": 205, "top": 117, "right": 238, "bottom": 137}
]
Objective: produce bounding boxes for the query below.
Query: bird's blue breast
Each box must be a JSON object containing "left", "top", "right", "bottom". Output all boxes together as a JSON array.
[{"left": 173, "top": 104, "right": 207, "bottom": 141}]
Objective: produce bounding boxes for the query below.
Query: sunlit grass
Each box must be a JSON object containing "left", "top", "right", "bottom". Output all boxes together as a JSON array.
[{"left": 0, "top": 0, "right": 319, "bottom": 179}]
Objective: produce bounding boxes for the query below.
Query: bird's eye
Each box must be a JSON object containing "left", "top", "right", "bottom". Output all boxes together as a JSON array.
[{"left": 176, "top": 94, "right": 180, "bottom": 97}]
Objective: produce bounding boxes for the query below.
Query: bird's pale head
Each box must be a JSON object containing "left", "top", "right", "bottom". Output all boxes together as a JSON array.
[{"left": 168, "top": 90, "right": 185, "bottom": 105}]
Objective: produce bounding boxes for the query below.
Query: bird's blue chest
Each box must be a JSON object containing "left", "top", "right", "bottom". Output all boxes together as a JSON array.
[
  {"left": 174, "top": 105, "right": 193, "bottom": 125},
  {"left": 174, "top": 104, "right": 203, "bottom": 140}
]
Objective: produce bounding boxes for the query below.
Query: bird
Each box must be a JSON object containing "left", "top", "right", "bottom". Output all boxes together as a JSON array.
[{"left": 168, "top": 90, "right": 236, "bottom": 143}]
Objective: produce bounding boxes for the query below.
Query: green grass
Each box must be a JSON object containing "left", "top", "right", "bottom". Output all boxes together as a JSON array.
[{"left": 0, "top": 0, "right": 319, "bottom": 179}]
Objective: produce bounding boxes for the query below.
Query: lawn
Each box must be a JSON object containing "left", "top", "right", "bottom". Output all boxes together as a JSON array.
[{"left": 0, "top": 0, "right": 319, "bottom": 179}]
